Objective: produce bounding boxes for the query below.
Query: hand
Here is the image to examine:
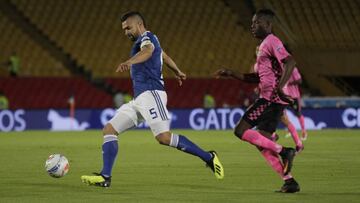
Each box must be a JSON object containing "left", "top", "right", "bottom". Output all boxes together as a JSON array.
[
  {"left": 276, "top": 87, "right": 294, "bottom": 104},
  {"left": 214, "top": 68, "right": 233, "bottom": 79},
  {"left": 116, "top": 61, "right": 132, "bottom": 72},
  {"left": 175, "top": 71, "right": 186, "bottom": 86}
]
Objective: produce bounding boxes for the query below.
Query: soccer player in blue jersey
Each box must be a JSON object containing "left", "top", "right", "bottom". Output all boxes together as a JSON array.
[{"left": 81, "top": 11, "right": 224, "bottom": 187}]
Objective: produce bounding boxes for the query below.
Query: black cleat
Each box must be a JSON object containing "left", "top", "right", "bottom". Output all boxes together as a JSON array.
[
  {"left": 279, "top": 147, "right": 296, "bottom": 175},
  {"left": 205, "top": 151, "right": 224, "bottom": 179},
  {"left": 277, "top": 178, "right": 300, "bottom": 193}
]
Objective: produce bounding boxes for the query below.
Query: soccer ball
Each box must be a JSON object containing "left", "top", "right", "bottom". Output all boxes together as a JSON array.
[{"left": 45, "top": 154, "right": 70, "bottom": 178}]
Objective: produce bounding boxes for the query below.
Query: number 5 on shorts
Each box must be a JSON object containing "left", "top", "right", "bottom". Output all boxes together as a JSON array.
[{"left": 149, "top": 108, "right": 158, "bottom": 119}]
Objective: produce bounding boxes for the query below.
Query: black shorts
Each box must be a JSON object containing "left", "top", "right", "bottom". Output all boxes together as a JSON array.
[
  {"left": 288, "top": 98, "right": 302, "bottom": 117},
  {"left": 242, "top": 98, "right": 286, "bottom": 133}
]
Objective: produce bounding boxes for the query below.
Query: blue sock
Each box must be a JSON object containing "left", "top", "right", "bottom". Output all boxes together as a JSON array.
[
  {"left": 100, "top": 135, "right": 118, "bottom": 177},
  {"left": 170, "top": 134, "right": 212, "bottom": 162}
]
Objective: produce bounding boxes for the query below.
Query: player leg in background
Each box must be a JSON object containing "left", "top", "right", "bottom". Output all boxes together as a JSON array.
[
  {"left": 154, "top": 131, "right": 224, "bottom": 179},
  {"left": 298, "top": 114, "right": 307, "bottom": 140},
  {"left": 292, "top": 97, "right": 307, "bottom": 140},
  {"left": 281, "top": 111, "right": 304, "bottom": 154},
  {"left": 233, "top": 99, "right": 296, "bottom": 175}
]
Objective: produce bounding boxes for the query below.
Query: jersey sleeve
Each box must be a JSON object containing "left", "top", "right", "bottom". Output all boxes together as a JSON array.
[
  {"left": 268, "top": 36, "right": 290, "bottom": 62},
  {"left": 140, "top": 34, "right": 154, "bottom": 49}
]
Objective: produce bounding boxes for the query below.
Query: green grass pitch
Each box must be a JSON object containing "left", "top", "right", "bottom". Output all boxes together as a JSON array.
[{"left": 0, "top": 129, "right": 359, "bottom": 202}]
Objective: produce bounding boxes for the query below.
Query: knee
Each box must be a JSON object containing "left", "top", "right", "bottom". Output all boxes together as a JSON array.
[
  {"left": 155, "top": 132, "right": 171, "bottom": 145},
  {"left": 234, "top": 127, "right": 245, "bottom": 139},
  {"left": 103, "top": 123, "right": 118, "bottom": 136},
  {"left": 233, "top": 119, "right": 252, "bottom": 140}
]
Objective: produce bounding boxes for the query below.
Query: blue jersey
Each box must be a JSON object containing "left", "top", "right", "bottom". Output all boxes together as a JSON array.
[{"left": 130, "top": 31, "right": 164, "bottom": 98}]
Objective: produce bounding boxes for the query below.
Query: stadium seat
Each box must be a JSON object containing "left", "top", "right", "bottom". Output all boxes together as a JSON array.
[
  {"left": 0, "top": 5, "right": 70, "bottom": 77},
  {"left": 10, "top": 0, "right": 257, "bottom": 78}
]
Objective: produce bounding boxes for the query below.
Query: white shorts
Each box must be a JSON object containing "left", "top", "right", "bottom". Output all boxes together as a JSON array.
[{"left": 108, "top": 90, "right": 171, "bottom": 136}]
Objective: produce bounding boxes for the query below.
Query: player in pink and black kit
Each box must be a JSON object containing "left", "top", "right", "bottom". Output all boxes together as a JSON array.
[
  {"left": 277, "top": 67, "right": 304, "bottom": 155},
  {"left": 215, "top": 9, "right": 300, "bottom": 193},
  {"left": 283, "top": 61, "right": 308, "bottom": 140}
]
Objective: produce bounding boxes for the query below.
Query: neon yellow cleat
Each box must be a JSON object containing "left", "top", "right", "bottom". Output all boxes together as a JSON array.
[
  {"left": 81, "top": 173, "right": 111, "bottom": 187},
  {"left": 206, "top": 151, "right": 224, "bottom": 179}
]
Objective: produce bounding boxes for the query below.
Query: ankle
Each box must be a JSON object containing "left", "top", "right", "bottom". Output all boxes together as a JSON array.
[
  {"left": 279, "top": 147, "right": 286, "bottom": 156},
  {"left": 285, "top": 178, "right": 295, "bottom": 183}
]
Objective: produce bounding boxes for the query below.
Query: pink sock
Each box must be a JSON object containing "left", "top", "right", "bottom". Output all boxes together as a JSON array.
[
  {"left": 299, "top": 115, "right": 306, "bottom": 135},
  {"left": 260, "top": 149, "right": 292, "bottom": 180},
  {"left": 287, "top": 123, "right": 302, "bottom": 146},
  {"left": 242, "top": 129, "right": 283, "bottom": 153}
]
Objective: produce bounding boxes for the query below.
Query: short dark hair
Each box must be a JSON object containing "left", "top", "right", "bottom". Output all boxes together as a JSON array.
[
  {"left": 256, "top": 9, "right": 275, "bottom": 21},
  {"left": 121, "top": 11, "right": 146, "bottom": 27}
]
